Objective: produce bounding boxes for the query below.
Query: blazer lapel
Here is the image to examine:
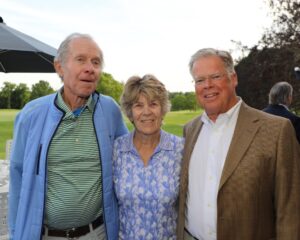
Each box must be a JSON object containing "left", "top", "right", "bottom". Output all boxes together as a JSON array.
[
  {"left": 219, "top": 103, "right": 262, "bottom": 190},
  {"left": 181, "top": 117, "right": 203, "bottom": 192},
  {"left": 184, "top": 117, "right": 203, "bottom": 162}
]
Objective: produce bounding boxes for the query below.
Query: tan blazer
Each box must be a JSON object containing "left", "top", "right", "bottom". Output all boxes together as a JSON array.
[{"left": 177, "top": 102, "right": 300, "bottom": 240}]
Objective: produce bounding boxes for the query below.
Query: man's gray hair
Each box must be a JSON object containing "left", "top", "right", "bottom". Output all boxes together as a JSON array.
[
  {"left": 54, "top": 33, "right": 104, "bottom": 69},
  {"left": 269, "top": 81, "right": 293, "bottom": 105},
  {"left": 189, "top": 48, "right": 235, "bottom": 76}
]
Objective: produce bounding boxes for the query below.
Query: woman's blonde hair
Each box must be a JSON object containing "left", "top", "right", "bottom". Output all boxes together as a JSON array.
[{"left": 120, "top": 74, "right": 171, "bottom": 120}]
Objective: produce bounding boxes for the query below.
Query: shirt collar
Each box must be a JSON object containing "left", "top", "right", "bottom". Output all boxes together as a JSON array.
[
  {"left": 120, "top": 130, "right": 175, "bottom": 152},
  {"left": 278, "top": 103, "right": 289, "bottom": 110},
  {"left": 56, "top": 88, "right": 95, "bottom": 119},
  {"left": 201, "top": 98, "right": 242, "bottom": 125}
]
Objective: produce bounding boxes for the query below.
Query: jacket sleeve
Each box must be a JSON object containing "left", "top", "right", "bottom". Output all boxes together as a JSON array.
[
  {"left": 275, "top": 119, "right": 300, "bottom": 239},
  {"left": 8, "top": 112, "right": 29, "bottom": 239},
  {"left": 102, "top": 96, "right": 128, "bottom": 139},
  {"left": 114, "top": 105, "right": 128, "bottom": 139}
]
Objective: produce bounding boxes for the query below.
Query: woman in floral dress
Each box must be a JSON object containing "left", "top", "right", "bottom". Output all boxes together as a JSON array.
[{"left": 113, "top": 74, "right": 184, "bottom": 240}]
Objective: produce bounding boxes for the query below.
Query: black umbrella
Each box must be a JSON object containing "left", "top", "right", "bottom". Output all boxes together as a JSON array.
[{"left": 0, "top": 17, "right": 56, "bottom": 73}]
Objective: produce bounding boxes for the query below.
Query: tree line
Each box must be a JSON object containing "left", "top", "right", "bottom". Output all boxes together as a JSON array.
[
  {"left": 0, "top": 81, "right": 54, "bottom": 109},
  {"left": 0, "top": 72, "right": 199, "bottom": 111}
]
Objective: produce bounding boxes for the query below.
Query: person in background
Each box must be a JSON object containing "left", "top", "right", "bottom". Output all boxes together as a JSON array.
[
  {"left": 177, "top": 48, "right": 300, "bottom": 240},
  {"left": 263, "top": 81, "right": 300, "bottom": 143},
  {"left": 113, "top": 74, "right": 184, "bottom": 239},
  {"left": 8, "top": 33, "right": 128, "bottom": 240}
]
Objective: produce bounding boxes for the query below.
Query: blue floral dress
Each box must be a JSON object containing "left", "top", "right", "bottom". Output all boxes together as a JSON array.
[{"left": 113, "top": 130, "right": 184, "bottom": 240}]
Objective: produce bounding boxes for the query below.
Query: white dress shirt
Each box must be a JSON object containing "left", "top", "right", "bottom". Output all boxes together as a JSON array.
[{"left": 185, "top": 99, "right": 242, "bottom": 240}]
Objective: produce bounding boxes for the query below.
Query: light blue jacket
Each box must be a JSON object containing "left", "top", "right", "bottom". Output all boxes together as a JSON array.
[{"left": 8, "top": 92, "right": 128, "bottom": 240}]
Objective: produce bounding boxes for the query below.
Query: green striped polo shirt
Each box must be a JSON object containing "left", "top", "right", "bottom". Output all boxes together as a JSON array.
[{"left": 45, "top": 91, "right": 102, "bottom": 229}]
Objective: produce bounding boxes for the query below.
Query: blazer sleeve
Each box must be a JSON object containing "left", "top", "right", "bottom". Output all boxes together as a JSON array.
[{"left": 275, "top": 119, "right": 300, "bottom": 239}]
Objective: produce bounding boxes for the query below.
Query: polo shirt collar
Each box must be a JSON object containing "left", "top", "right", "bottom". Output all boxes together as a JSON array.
[{"left": 56, "top": 88, "right": 95, "bottom": 119}]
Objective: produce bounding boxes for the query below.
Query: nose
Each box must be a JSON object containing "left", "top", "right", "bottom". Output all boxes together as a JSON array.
[
  {"left": 84, "top": 61, "right": 96, "bottom": 72},
  {"left": 142, "top": 105, "right": 151, "bottom": 114},
  {"left": 203, "top": 78, "right": 213, "bottom": 88}
]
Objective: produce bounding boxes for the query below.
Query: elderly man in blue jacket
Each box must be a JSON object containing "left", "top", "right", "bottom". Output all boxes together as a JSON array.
[{"left": 8, "top": 33, "right": 128, "bottom": 240}]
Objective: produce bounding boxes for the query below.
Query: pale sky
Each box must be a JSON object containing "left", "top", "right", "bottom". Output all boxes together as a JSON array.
[{"left": 0, "top": 0, "right": 272, "bottom": 92}]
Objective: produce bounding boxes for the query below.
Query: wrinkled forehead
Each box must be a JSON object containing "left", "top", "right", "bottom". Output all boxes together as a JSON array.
[
  {"left": 192, "top": 55, "right": 226, "bottom": 75},
  {"left": 68, "top": 38, "right": 102, "bottom": 57}
]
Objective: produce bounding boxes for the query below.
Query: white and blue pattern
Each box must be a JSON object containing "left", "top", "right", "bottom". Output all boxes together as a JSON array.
[{"left": 113, "top": 130, "right": 184, "bottom": 240}]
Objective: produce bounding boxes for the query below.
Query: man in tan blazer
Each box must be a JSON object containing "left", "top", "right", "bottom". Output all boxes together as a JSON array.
[{"left": 177, "top": 48, "right": 300, "bottom": 240}]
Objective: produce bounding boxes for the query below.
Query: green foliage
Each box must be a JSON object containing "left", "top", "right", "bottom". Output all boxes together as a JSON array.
[
  {"left": 0, "top": 82, "right": 16, "bottom": 109},
  {"left": 30, "top": 80, "right": 54, "bottom": 100},
  {"left": 184, "top": 92, "right": 198, "bottom": 111},
  {"left": 0, "top": 81, "right": 52, "bottom": 109},
  {"left": 171, "top": 94, "right": 186, "bottom": 111},
  {"left": 169, "top": 92, "right": 198, "bottom": 111},
  {"left": 261, "top": 0, "right": 300, "bottom": 48},
  {"left": 97, "top": 72, "right": 123, "bottom": 103},
  {"left": 11, "top": 83, "right": 30, "bottom": 109}
]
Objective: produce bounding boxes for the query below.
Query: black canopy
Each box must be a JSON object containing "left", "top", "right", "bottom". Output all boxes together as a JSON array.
[{"left": 0, "top": 17, "right": 56, "bottom": 73}]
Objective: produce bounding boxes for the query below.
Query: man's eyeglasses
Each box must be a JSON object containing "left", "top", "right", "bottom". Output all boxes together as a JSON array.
[{"left": 194, "top": 73, "right": 226, "bottom": 86}]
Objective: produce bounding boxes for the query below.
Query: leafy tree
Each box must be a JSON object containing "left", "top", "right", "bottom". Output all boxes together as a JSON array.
[
  {"left": 184, "top": 92, "right": 198, "bottom": 111},
  {"left": 0, "top": 95, "right": 5, "bottom": 108},
  {"left": 0, "top": 82, "right": 16, "bottom": 109},
  {"left": 236, "top": 46, "right": 300, "bottom": 110},
  {"left": 171, "top": 94, "right": 187, "bottom": 111},
  {"left": 234, "top": 0, "right": 300, "bottom": 112},
  {"left": 97, "top": 72, "right": 123, "bottom": 103},
  {"left": 262, "top": 0, "right": 300, "bottom": 112},
  {"left": 170, "top": 92, "right": 199, "bottom": 111},
  {"left": 11, "top": 83, "right": 30, "bottom": 109},
  {"left": 30, "top": 80, "right": 54, "bottom": 100},
  {"left": 260, "top": 0, "right": 300, "bottom": 48}
]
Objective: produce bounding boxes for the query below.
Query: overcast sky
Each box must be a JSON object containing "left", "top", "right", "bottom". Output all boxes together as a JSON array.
[{"left": 0, "top": 0, "right": 272, "bottom": 92}]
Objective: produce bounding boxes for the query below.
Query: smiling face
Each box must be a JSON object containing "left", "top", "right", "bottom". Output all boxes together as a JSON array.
[
  {"left": 54, "top": 37, "right": 102, "bottom": 109},
  {"left": 192, "top": 55, "right": 238, "bottom": 121},
  {"left": 131, "top": 94, "right": 163, "bottom": 137}
]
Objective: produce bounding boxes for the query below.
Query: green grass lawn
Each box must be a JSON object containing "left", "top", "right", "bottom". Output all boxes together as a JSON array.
[
  {"left": 0, "top": 109, "right": 202, "bottom": 159},
  {"left": 0, "top": 109, "right": 19, "bottom": 159}
]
